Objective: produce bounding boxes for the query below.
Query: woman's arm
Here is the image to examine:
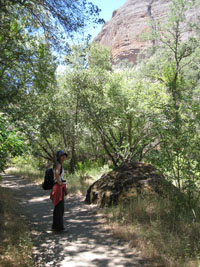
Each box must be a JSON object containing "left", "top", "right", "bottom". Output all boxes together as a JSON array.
[{"left": 55, "top": 163, "right": 62, "bottom": 185}]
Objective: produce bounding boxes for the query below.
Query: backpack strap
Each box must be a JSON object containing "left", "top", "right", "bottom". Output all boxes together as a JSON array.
[{"left": 60, "top": 165, "right": 63, "bottom": 175}]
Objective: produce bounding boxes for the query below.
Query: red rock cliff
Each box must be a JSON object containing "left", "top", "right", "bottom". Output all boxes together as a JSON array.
[{"left": 94, "top": 0, "right": 200, "bottom": 64}]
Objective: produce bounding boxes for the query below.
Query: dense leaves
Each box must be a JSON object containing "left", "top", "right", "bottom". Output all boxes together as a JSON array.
[
  {"left": 0, "top": 115, "right": 24, "bottom": 171},
  {"left": 1, "top": 0, "right": 103, "bottom": 46},
  {"left": 0, "top": 0, "right": 103, "bottom": 105},
  {"left": 1, "top": 0, "right": 200, "bottom": 204},
  {"left": 0, "top": 0, "right": 103, "bottom": 168}
]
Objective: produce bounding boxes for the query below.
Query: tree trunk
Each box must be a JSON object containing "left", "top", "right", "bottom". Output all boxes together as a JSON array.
[
  {"left": 101, "top": 136, "right": 118, "bottom": 168},
  {"left": 147, "top": 0, "right": 156, "bottom": 46},
  {"left": 70, "top": 142, "right": 76, "bottom": 173},
  {"left": 69, "top": 93, "right": 79, "bottom": 174}
]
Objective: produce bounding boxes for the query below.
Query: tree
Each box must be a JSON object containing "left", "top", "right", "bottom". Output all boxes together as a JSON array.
[
  {"left": 0, "top": 0, "right": 104, "bottom": 166},
  {"left": 0, "top": 114, "right": 25, "bottom": 172},
  {"left": 1, "top": 0, "right": 103, "bottom": 48},
  {"left": 64, "top": 44, "right": 158, "bottom": 167},
  {"left": 15, "top": 43, "right": 157, "bottom": 170},
  {"left": 0, "top": 0, "right": 103, "bottom": 106},
  {"left": 141, "top": 0, "right": 200, "bottom": 201}
]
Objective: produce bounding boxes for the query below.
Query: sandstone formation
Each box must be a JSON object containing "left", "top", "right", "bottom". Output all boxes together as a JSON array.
[
  {"left": 94, "top": 0, "right": 200, "bottom": 64},
  {"left": 85, "top": 162, "right": 177, "bottom": 207}
]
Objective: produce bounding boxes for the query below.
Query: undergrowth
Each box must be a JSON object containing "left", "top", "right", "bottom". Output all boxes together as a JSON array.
[
  {"left": 7, "top": 158, "right": 200, "bottom": 266},
  {"left": 0, "top": 187, "right": 34, "bottom": 267},
  {"left": 67, "top": 164, "right": 110, "bottom": 195},
  {"left": 7, "top": 158, "right": 110, "bottom": 195},
  {"left": 104, "top": 195, "right": 200, "bottom": 267}
]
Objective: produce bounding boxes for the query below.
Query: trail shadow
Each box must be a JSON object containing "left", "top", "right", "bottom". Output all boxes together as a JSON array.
[{"left": 1, "top": 174, "right": 147, "bottom": 267}]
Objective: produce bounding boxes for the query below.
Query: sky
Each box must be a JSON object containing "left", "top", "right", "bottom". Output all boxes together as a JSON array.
[
  {"left": 88, "top": 0, "right": 127, "bottom": 39},
  {"left": 57, "top": 0, "right": 127, "bottom": 73}
]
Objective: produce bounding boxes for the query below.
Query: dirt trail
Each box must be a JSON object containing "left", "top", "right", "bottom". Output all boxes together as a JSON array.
[{"left": 1, "top": 174, "right": 146, "bottom": 267}]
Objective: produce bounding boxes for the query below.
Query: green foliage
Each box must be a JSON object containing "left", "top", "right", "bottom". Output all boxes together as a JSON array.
[
  {"left": 75, "top": 159, "right": 104, "bottom": 174},
  {"left": 2, "top": 1, "right": 200, "bottom": 265},
  {"left": 0, "top": 1, "right": 54, "bottom": 105},
  {"left": 0, "top": 115, "right": 25, "bottom": 171},
  {"left": 2, "top": 0, "right": 200, "bottom": 205},
  {"left": 0, "top": 0, "right": 103, "bottom": 106},
  {"left": 63, "top": 44, "right": 158, "bottom": 167},
  {"left": 134, "top": 0, "right": 200, "bottom": 205},
  {"left": 0, "top": 0, "right": 103, "bottom": 50},
  {"left": 88, "top": 43, "right": 113, "bottom": 71}
]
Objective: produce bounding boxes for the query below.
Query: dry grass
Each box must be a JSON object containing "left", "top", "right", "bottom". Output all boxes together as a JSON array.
[
  {"left": 0, "top": 186, "right": 34, "bottom": 267},
  {"left": 7, "top": 164, "right": 109, "bottom": 196},
  {"left": 7, "top": 165, "right": 43, "bottom": 184},
  {"left": 67, "top": 165, "right": 109, "bottom": 195},
  {"left": 7, "top": 163, "right": 200, "bottom": 266},
  {"left": 104, "top": 196, "right": 200, "bottom": 267}
]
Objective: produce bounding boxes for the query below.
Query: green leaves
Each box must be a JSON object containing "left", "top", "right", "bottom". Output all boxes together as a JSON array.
[
  {"left": 1, "top": 0, "right": 199, "bottom": 202},
  {"left": 0, "top": 0, "right": 103, "bottom": 107},
  {"left": 0, "top": 115, "right": 25, "bottom": 171}
]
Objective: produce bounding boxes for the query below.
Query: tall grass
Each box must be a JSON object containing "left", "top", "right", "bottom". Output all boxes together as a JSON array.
[
  {"left": 7, "top": 158, "right": 110, "bottom": 195},
  {"left": 104, "top": 195, "right": 200, "bottom": 267},
  {"left": 0, "top": 187, "right": 34, "bottom": 267},
  {"left": 67, "top": 164, "right": 110, "bottom": 195},
  {"left": 8, "top": 158, "right": 200, "bottom": 266}
]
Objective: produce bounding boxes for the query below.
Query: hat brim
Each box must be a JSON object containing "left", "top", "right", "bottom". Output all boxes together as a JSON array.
[
  {"left": 57, "top": 151, "right": 68, "bottom": 159},
  {"left": 59, "top": 153, "right": 68, "bottom": 157}
]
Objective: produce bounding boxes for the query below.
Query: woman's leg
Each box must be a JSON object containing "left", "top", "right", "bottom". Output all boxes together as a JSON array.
[
  {"left": 61, "top": 188, "right": 65, "bottom": 218},
  {"left": 52, "top": 190, "right": 64, "bottom": 230}
]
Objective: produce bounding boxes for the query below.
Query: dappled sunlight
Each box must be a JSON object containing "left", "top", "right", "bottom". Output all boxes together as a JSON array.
[
  {"left": 29, "top": 196, "right": 50, "bottom": 203},
  {"left": 0, "top": 174, "right": 146, "bottom": 267}
]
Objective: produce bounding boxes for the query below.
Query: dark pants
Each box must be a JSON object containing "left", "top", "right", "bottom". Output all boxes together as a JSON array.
[{"left": 52, "top": 189, "right": 64, "bottom": 230}]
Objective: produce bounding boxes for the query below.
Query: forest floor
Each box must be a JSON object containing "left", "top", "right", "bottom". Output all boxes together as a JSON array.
[{"left": 0, "top": 173, "right": 148, "bottom": 267}]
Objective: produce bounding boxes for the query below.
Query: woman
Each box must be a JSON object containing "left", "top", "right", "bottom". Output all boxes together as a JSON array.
[{"left": 51, "top": 150, "right": 68, "bottom": 232}]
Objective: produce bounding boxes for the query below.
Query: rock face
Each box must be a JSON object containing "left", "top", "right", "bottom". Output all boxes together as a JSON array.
[
  {"left": 94, "top": 0, "right": 200, "bottom": 64},
  {"left": 85, "top": 162, "right": 168, "bottom": 207}
]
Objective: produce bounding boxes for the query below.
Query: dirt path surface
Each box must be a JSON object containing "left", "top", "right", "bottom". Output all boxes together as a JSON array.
[{"left": 1, "top": 174, "right": 146, "bottom": 267}]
